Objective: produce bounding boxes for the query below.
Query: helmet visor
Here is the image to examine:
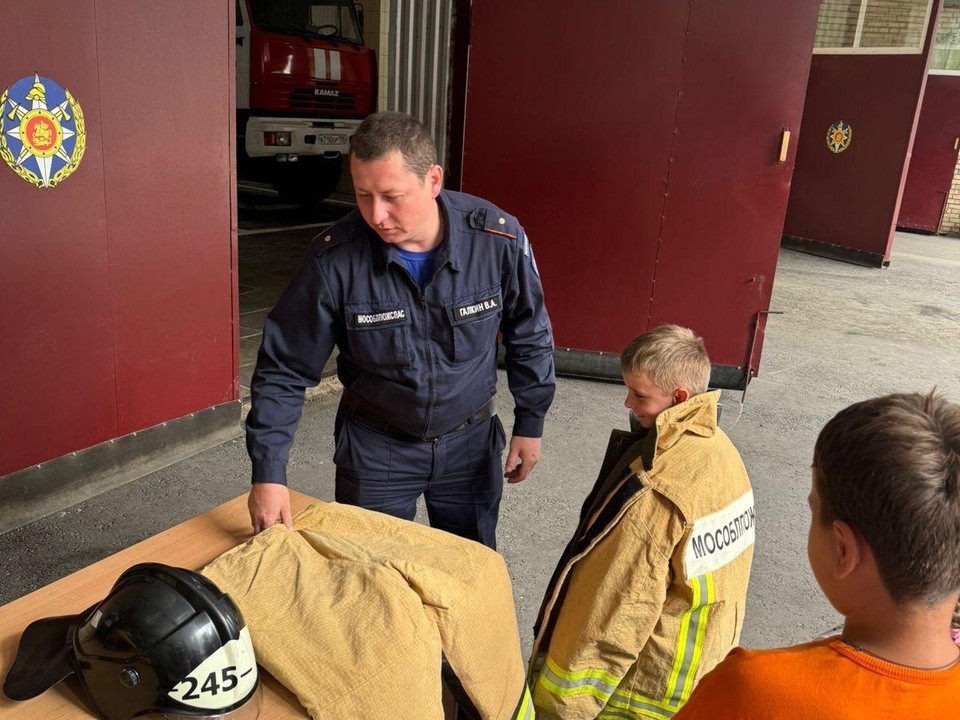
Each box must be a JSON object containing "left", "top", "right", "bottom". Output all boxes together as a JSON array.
[
  {"left": 2, "top": 614, "right": 80, "bottom": 701},
  {"left": 138, "top": 684, "right": 262, "bottom": 720}
]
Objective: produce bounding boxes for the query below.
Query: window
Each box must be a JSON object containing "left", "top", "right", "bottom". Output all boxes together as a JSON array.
[
  {"left": 814, "top": 0, "right": 934, "bottom": 53},
  {"left": 248, "top": 0, "right": 362, "bottom": 44},
  {"left": 931, "top": 0, "right": 960, "bottom": 73}
]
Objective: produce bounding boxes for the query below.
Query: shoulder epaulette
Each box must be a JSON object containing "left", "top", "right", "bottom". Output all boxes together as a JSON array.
[
  {"left": 312, "top": 217, "right": 360, "bottom": 256},
  {"left": 467, "top": 206, "right": 517, "bottom": 240}
]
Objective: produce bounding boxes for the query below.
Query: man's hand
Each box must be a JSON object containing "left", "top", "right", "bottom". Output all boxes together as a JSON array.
[
  {"left": 504, "top": 436, "right": 541, "bottom": 484},
  {"left": 248, "top": 483, "right": 293, "bottom": 533}
]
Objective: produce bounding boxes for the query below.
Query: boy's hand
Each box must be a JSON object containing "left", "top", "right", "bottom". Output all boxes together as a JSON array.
[{"left": 504, "top": 436, "right": 541, "bottom": 483}]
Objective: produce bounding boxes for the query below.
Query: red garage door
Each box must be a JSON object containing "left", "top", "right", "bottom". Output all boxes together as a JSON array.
[
  {"left": 460, "top": 0, "right": 820, "bottom": 388},
  {"left": 899, "top": 74, "right": 960, "bottom": 232}
]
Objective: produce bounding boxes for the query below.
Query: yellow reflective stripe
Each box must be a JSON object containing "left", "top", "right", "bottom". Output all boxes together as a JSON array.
[
  {"left": 538, "top": 574, "right": 715, "bottom": 718},
  {"left": 601, "top": 695, "right": 677, "bottom": 719},
  {"left": 606, "top": 573, "right": 715, "bottom": 717},
  {"left": 545, "top": 654, "right": 622, "bottom": 688},
  {"left": 513, "top": 684, "right": 535, "bottom": 720},
  {"left": 535, "top": 654, "right": 621, "bottom": 702},
  {"left": 661, "top": 574, "right": 701, "bottom": 703},
  {"left": 665, "top": 573, "right": 700, "bottom": 701},
  {"left": 678, "top": 573, "right": 714, "bottom": 703}
]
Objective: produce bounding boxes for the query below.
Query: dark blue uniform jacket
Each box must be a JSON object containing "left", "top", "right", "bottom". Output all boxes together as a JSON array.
[{"left": 246, "top": 190, "right": 556, "bottom": 484}]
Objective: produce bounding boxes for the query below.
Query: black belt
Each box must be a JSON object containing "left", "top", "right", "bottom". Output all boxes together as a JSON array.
[{"left": 342, "top": 390, "right": 496, "bottom": 443}]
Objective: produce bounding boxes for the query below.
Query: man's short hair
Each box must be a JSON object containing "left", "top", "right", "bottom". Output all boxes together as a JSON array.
[
  {"left": 619, "top": 324, "right": 711, "bottom": 395},
  {"left": 349, "top": 111, "right": 437, "bottom": 178},
  {"left": 813, "top": 392, "right": 960, "bottom": 605}
]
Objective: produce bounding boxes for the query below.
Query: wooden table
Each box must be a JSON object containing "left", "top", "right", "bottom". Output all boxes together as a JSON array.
[{"left": 0, "top": 491, "right": 318, "bottom": 719}]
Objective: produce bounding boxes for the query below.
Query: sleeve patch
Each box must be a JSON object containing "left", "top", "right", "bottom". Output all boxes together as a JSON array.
[{"left": 683, "top": 490, "right": 755, "bottom": 579}]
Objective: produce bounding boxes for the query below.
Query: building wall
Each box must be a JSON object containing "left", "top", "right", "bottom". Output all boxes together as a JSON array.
[
  {"left": 815, "top": 0, "right": 860, "bottom": 46},
  {"left": 862, "top": 0, "right": 931, "bottom": 47},
  {"left": 460, "top": 0, "right": 821, "bottom": 384},
  {"left": 356, "top": 0, "right": 390, "bottom": 110},
  {"left": 940, "top": 157, "right": 960, "bottom": 232},
  {"left": 0, "top": 0, "right": 237, "bottom": 477},
  {"left": 816, "top": 0, "right": 930, "bottom": 48},
  {"left": 936, "top": 6, "right": 960, "bottom": 233},
  {"left": 784, "top": 0, "right": 939, "bottom": 264}
]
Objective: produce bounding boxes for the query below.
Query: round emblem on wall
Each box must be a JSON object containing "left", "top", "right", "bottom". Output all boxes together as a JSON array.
[
  {"left": 1, "top": 73, "right": 86, "bottom": 188},
  {"left": 826, "top": 120, "right": 852, "bottom": 154}
]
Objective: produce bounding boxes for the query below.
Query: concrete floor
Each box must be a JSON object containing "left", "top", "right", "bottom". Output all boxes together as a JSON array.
[
  {"left": 1, "top": 231, "right": 958, "bottom": 661},
  {"left": 237, "top": 196, "right": 352, "bottom": 393}
]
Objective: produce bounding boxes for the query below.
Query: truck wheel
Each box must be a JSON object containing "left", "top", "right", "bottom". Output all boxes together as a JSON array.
[{"left": 275, "top": 159, "right": 342, "bottom": 208}]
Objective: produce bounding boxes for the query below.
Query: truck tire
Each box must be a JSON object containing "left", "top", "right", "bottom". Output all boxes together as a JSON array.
[{"left": 275, "top": 158, "right": 342, "bottom": 208}]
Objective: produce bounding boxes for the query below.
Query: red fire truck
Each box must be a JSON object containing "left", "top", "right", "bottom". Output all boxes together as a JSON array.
[{"left": 236, "top": 0, "right": 377, "bottom": 204}]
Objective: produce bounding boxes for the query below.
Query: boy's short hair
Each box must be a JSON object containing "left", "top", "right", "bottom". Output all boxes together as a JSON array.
[
  {"left": 349, "top": 111, "right": 437, "bottom": 178},
  {"left": 619, "top": 324, "right": 711, "bottom": 395},
  {"left": 813, "top": 392, "right": 960, "bottom": 605}
]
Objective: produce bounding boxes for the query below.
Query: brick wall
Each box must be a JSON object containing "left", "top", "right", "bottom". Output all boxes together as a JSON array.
[
  {"left": 816, "top": 0, "right": 930, "bottom": 49},
  {"left": 815, "top": 0, "right": 859, "bottom": 47},
  {"left": 861, "top": 0, "right": 929, "bottom": 47},
  {"left": 932, "top": 6, "right": 960, "bottom": 69},
  {"left": 934, "top": 7, "right": 960, "bottom": 233},
  {"left": 939, "top": 159, "right": 960, "bottom": 233}
]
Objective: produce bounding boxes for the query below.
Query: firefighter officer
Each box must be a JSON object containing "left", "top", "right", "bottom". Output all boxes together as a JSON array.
[{"left": 244, "top": 111, "right": 556, "bottom": 549}]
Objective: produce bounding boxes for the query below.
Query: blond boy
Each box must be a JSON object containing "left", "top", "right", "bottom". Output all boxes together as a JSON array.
[{"left": 530, "top": 325, "right": 755, "bottom": 719}]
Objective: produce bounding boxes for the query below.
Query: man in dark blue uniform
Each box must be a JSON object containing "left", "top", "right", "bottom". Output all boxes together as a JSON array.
[{"left": 245, "top": 112, "right": 555, "bottom": 549}]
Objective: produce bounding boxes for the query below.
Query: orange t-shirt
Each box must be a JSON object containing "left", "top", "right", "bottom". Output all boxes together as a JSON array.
[{"left": 673, "top": 638, "right": 959, "bottom": 719}]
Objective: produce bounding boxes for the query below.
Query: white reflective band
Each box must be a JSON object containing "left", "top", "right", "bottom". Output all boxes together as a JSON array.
[
  {"left": 168, "top": 626, "right": 258, "bottom": 710},
  {"left": 330, "top": 50, "right": 341, "bottom": 81},
  {"left": 684, "top": 491, "right": 755, "bottom": 578},
  {"left": 314, "top": 49, "right": 327, "bottom": 79}
]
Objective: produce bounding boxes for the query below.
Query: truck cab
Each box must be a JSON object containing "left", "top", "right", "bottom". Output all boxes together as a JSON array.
[{"left": 236, "top": 0, "right": 377, "bottom": 204}]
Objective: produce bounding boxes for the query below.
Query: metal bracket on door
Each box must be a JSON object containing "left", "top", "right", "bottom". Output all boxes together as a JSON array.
[{"left": 744, "top": 308, "right": 784, "bottom": 404}]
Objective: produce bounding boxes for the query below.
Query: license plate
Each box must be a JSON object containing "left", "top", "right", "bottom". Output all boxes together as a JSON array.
[{"left": 316, "top": 134, "right": 343, "bottom": 145}]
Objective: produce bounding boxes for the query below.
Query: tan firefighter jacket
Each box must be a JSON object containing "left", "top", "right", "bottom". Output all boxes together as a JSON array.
[
  {"left": 530, "top": 391, "right": 755, "bottom": 720},
  {"left": 202, "top": 502, "right": 534, "bottom": 720}
]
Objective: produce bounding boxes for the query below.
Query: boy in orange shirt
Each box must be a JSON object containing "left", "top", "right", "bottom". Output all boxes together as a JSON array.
[{"left": 674, "top": 391, "right": 960, "bottom": 719}]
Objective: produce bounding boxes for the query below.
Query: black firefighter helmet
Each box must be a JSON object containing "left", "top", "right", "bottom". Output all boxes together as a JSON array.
[{"left": 3, "top": 563, "right": 261, "bottom": 720}]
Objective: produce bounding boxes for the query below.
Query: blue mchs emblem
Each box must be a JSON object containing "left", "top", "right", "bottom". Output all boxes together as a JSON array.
[
  {"left": 1, "top": 73, "right": 86, "bottom": 188},
  {"left": 826, "top": 120, "right": 852, "bottom": 154}
]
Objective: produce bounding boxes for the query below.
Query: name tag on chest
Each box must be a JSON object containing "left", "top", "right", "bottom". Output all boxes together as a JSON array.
[
  {"left": 450, "top": 294, "right": 501, "bottom": 324},
  {"left": 352, "top": 308, "right": 408, "bottom": 329}
]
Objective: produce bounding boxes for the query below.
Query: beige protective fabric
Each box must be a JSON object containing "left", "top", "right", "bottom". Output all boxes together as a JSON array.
[
  {"left": 530, "top": 391, "right": 755, "bottom": 719},
  {"left": 202, "top": 502, "right": 528, "bottom": 720}
]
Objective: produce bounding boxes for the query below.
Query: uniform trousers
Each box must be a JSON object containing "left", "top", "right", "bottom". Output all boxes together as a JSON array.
[{"left": 333, "top": 406, "right": 506, "bottom": 549}]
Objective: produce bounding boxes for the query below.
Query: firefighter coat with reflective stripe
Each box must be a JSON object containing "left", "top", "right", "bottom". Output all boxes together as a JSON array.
[
  {"left": 202, "top": 502, "right": 534, "bottom": 720},
  {"left": 530, "top": 391, "right": 755, "bottom": 720}
]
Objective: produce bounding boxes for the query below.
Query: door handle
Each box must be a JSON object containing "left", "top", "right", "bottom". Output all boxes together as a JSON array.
[
  {"left": 778, "top": 129, "right": 791, "bottom": 163},
  {"left": 236, "top": 36, "right": 244, "bottom": 46}
]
